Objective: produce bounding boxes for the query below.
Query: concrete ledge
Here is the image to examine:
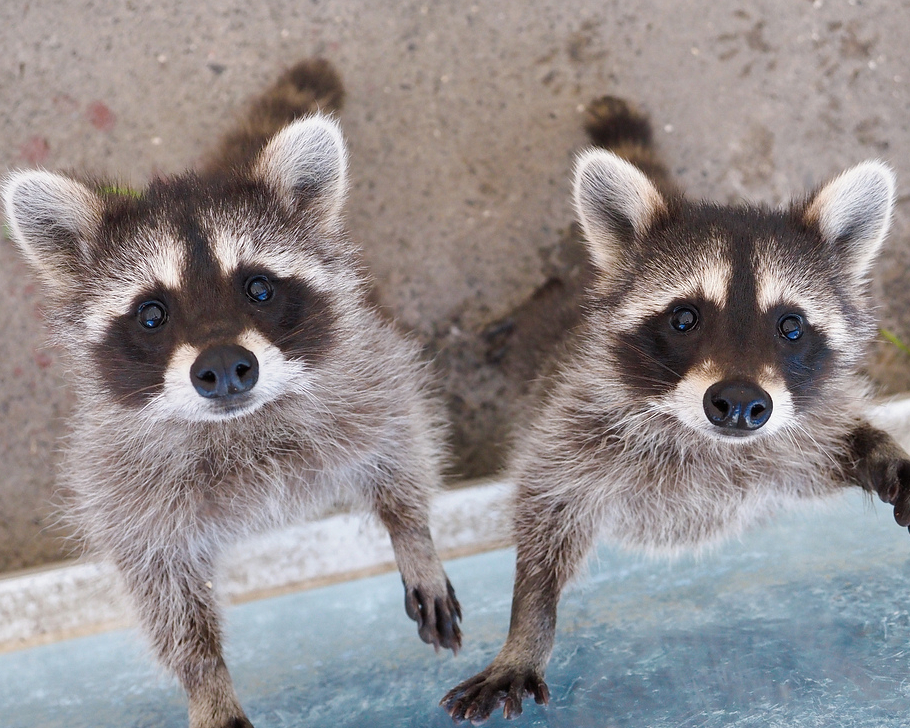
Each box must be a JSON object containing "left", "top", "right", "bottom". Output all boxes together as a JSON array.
[
  {"left": 0, "top": 480, "right": 512, "bottom": 653},
  {"left": 870, "top": 395, "right": 910, "bottom": 452}
]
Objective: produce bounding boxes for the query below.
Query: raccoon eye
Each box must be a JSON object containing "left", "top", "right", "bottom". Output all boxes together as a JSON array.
[
  {"left": 136, "top": 301, "right": 167, "bottom": 330},
  {"left": 778, "top": 313, "right": 804, "bottom": 341},
  {"left": 670, "top": 305, "right": 699, "bottom": 332},
  {"left": 245, "top": 275, "right": 274, "bottom": 304}
]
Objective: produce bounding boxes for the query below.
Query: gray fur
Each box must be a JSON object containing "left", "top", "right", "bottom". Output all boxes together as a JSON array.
[
  {"left": 443, "top": 96, "right": 907, "bottom": 724},
  {"left": 3, "top": 59, "right": 460, "bottom": 728}
]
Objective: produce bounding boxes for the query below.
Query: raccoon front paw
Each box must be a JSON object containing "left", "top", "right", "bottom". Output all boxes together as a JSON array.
[
  {"left": 404, "top": 577, "right": 463, "bottom": 653},
  {"left": 440, "top": 664, "right": 549, "bottom": 723},
  {"left": 868, "top": 456, "right": 910, "bottom": 528},
  {"left": 192, "top": 714, "right": 254, "bottom": 728}
]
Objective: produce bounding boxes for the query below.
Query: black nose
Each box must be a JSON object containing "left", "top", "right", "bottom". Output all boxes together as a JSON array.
[
  {"left": 191, "top": 344, "right": 259, "bottom": 399},
  {"left": 703, "top": 380, "right": 773, "bottom": 432}
]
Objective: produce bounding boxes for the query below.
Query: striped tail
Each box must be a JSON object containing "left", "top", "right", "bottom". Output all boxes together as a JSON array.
[
  {"left": 204, "top": 58, "right": 345, "bottom": 173},
  {"left": 583, "top": 96, "right": 675, "bottom": 196}
]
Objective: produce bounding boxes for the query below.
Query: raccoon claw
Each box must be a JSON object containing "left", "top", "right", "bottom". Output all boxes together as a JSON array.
[
  {"left": 441, "top": 665, "right": 549, "bottom": 723},
  {"left": 894, "top": 496, "right": 910, "bottom": 529},
  {"left": 404, "top": 578, "right": 462, "bottom": 654},
  {"left": 870, "top": 458, "right": 910, "bottom": 528}
]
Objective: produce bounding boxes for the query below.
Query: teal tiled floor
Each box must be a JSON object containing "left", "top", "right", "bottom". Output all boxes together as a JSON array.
[{"left": 4, "top": 490, "right": 910, "bottom": 727}]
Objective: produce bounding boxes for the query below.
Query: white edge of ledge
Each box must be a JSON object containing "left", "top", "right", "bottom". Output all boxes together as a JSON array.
[
  {"left": 869, "top": 395, "right": 910, "bottom": 452},
  {"left": 0, "top": 479, "right": 513, "bottom": 654}
]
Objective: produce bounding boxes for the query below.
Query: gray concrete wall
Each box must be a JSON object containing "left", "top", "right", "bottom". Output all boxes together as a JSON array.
[{"left": 2, "top": 0, "right": 909, "bottom": 572}]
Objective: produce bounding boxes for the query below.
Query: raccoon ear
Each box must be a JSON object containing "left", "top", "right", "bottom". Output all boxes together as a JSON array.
[
  {"left": 255, "top": 114, "right": 348, "bottom": 228},
  {"left": 2, "top": 170, "right": 102, "bottom": 288},
  {"left": 802, "top": 160, "right": 896, "bottom": 282},
  {"left": 573, "top": 149, "right": 667, "bottom": 271}
]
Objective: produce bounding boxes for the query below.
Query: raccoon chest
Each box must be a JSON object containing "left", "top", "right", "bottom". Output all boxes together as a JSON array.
[
  {"left": 601, "top": 465, "right": 781, "bottom": 554},
  {"left": 191, "top": 441, "right": 311, "bottom": 511}
]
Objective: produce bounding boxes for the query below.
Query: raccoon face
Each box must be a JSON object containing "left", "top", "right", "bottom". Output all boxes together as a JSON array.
[
  {"left": 4, "top": 115, "right": 352, "bottom": 423},
  {"left": 94, "top": 251, "right": 337, "bottom": 422},
  {"left": 613, "top": 286, "right": 817, "bottom": 441},
  {"left": 575, "top": 151, "right": 895, "bottom": 442}
]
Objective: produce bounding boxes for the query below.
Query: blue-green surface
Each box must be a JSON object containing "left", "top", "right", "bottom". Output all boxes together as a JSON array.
[{"left": 4, "top": 491, "right": 910, "bottom": 727}]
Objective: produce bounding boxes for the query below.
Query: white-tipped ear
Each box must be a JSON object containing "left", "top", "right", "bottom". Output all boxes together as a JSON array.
[
  {"left": 255, "top": 114, "right": 348, "bottom": 227},
  {"left": 573, "top": 149, "right": 667, "bottom": 272},
  {"left": 803, "top": 160, "right": 895, "bottom": 281},
  {"left": 3, "top": 170, "right": 102, "bottom": 288}
]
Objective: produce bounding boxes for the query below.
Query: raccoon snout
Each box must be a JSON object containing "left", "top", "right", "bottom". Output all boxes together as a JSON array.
[
  {"left": 703, "top": 380, "right": 772, "bottom": 433},
  {"left": 190, "top": 344, "right": 259, "bottom": 399}
]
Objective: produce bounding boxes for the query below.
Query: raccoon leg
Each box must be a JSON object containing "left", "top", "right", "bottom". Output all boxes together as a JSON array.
[
  {"left": 844, "top": 423, "right": 910, "bottom": 529},
  {"left": 442, "top": 494, "right": 597, "bottom": 723},
  {"left": 440, "top": 554, "right": 557, "bottom": 723},
  {"left": 371, "top": 472, "right": 463, "bottom": 653},
  {"left": 115, "top": 548, "right": 252, "bottom": 728}
]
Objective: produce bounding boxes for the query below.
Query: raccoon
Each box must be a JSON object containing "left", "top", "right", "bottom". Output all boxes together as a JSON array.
[
  {"left": 2, "top": 59, "right": 461, "bottom": 728},
  {"left": 442, "top": 96, "right": 908, "bottom": 722}
]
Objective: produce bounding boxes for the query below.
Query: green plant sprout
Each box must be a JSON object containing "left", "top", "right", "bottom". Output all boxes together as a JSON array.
[
  {"left": 881, "top": 328, "right": 910, "bottom": 357},
  {"left": 98, "top": 185, "right": 141, "bottom": 198}
]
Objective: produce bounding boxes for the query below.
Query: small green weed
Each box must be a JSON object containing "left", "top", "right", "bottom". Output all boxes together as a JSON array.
[{"left": 881, "top": 328, "right": 910, "bottom": 357}]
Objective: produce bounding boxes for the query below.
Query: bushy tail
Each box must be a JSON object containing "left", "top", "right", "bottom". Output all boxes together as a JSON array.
[
  {"left": 583, "top": 96, "right": 675, "bottom": 196},
  {"left": 203, "top": 58, "right": 345, "bottom": 173}
]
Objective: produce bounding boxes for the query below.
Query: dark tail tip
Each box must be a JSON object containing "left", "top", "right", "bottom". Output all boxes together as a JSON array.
[
  {"left": 255, "top": 57, "right": 345, "bottom": 123},
  {"left": 583, "top": 95, "right": 653, "bottom": 150},
  {"left": 276, "top": 57, "right": 345, "bottom": 114}
]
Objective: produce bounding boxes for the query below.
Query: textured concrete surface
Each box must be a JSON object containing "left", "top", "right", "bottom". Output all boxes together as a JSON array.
[
  {"left": 2, "top": 0, "right": 910, "bottom": 571},
  {"left": 4, "top": 489, "right": 910, "bottom": 727}
]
